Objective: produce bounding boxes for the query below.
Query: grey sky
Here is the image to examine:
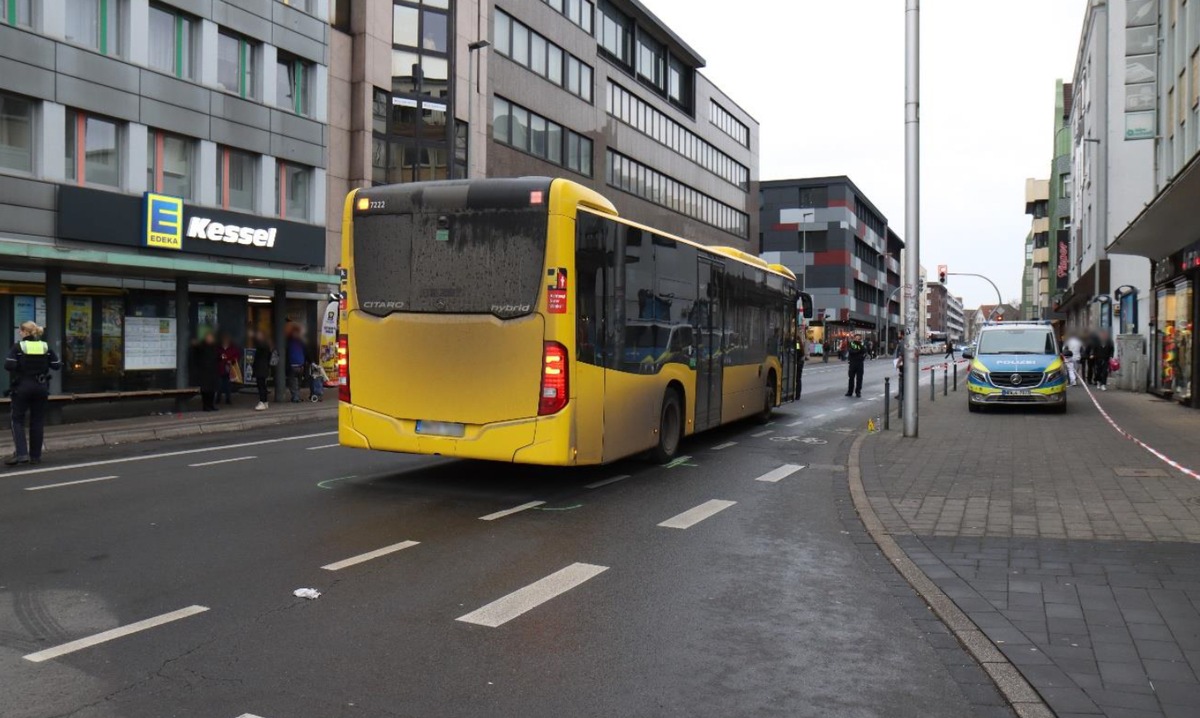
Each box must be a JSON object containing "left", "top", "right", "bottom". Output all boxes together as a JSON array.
[{"left": 645, "top": 0, "right": 1088, "bottom": 308}]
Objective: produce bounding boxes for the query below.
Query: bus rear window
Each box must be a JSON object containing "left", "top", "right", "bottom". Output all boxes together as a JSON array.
[{"left": 352, "top": 209, "right": 547, "bottom": 319}]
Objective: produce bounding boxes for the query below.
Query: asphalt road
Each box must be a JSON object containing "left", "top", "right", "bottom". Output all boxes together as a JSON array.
[{"left": 0, "top": 356, "right": 999, "bottom": 718}]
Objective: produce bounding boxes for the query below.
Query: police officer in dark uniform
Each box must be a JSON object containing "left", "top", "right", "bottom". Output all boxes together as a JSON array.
[
  {"left": 5, "top": 322, "right": 62, "bottom": 466},
  {"left": 845, "top": 331, "right": 867, "bottom": 398},
  {"left": 793, "top": 332, "right": 806, "bottom": 398}
]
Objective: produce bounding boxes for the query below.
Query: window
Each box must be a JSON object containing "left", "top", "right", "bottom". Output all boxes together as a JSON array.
[
  {"left": 1168, "top": 87, "right": 1175, "bottom": 138},
  {"left": 65, "top": 0, "right": 120, "bottom": 55},
  {"left": 2, "top": 0, "right": 30, "bottom": 26},
  {"left": 597, "top": 1, "right": 632, "bottom": 65},
  {"left": 636, "top": 33, "right": 665, "bottom": 91},
  {"left": 216, "top": 146, "right": 255, "bottom": 211},
  {"left": 667, "top": 56, "right": 690, "bottom": 109},
  {"left": 710, "top": 100, "right": 750, "bottom": 147},
  {"left": 1061, "top": 172, "right": 1072, "bottom": 198},
  {"left": 492, "top": 96, "right": 592, "bottom": 175},
  {"left": 279, "top": 0, "right": 311, "bottom": 11},
  {"left": 606, "top": 149, "right": 748, "bottom": 238},
  {"left": 394, "top": 4, "right": 419, "bottom": 46},
  {"left": 217, "top": 31, "right": 256, "bottom": 98},
  {"left": 65, "top": 110, "right": 120, "bottom": 188},
  {"left": 542, "top": 0, "right": 593, "bottom": 33},
  {"left": 146, "top": 130, "right": 193, "bottom": 198},
  {"left": 421, "top": 8, "right": 447, "bottom": 52},
  {"left": 1193, "top": 50, "right": 1200, "bottom": 108},
  {"left": 275, "top": 162, "right": 310, "bottom": 220},
  {"left": 495, "top": 11, "right": 593, "bottom": 102},
  {"left": 276, "top": 52, "right": 312, "bottom": 115},
  {"left": 0, "top": 92, "right": 33, "bottom": 173},
  {"left": 148, "top": 4, "right": 194, "bottom": 79}
]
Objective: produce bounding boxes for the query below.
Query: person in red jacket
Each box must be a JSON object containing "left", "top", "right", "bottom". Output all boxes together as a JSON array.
[{"left": 218, "top": 333, "right": 241, "bottom": 405}]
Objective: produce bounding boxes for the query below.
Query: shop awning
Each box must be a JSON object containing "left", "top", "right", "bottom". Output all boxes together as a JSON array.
[
  {"left": 0, "top": 240, "right": 338, "bottom": 291},
  {"left": 1109, "top": 153, "right": 1200, "bottom": 261}
]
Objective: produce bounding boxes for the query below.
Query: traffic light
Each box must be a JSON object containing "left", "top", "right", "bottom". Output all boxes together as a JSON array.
[{"left": 938, "top": 265, "right": 948, "bottom": 283}]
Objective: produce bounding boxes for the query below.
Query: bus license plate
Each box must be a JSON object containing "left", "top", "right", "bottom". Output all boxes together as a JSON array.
[{"left": 416, "top": 420, "right": 465, "bottom": 437}]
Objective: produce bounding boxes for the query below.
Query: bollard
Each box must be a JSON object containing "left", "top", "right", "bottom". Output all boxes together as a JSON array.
[
  {"left": 884, "top": 377, "right": 890, "bottom": 430},
  {"left": 929, "top": 366, "right": 935, "bottom": 402},
  {"left": 944, "top": 366, "right": 948, "bottom": 396},
  {"left": 953, "top": 363, "right": 958, "bottom": 392}
]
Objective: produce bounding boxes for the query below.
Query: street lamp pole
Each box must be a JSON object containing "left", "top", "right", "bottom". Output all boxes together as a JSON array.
[
  {"left": 902, "top": 0, "right": 920, "bottom": 437},
  {"left": 466, "top": 40, "right": 490, "bottom": 179}
]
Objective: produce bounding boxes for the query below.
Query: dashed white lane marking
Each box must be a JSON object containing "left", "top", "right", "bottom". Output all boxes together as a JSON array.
[
  {"left": 189, "top": 456, "right": 256, "bottom": 468},
  {"left": 456, "top": 563, "right": 609, "bottom": 627},
  {"left": 321, "top": 540, "right": 420, "bottom": 571},
  {"left": 23, "top": 605, "right": 209, "bottom": 663},
  {"left": 479, "top": 501, "right": 546, "bottom": 521},
  {"left": 3, "top": 431, "right": 338, "bottom": 478},
  {"left": 585, "top": 474, "right": 631, "bottom": 489},
  {"left": 813, "top": 413, "right": 827, "bottom": 419},
  {"left": 236, "top": 714, "right": 269, "bottom": 718},
  {"left": 658, "top": 499, "right": 737, "bottom": 529},
  {"left": 750, "top": 430, "right": 773, "bottom": 438},
  {"left": 306, "top": 443, "right": 340, "bottom": 451},
  {"left": 25, "top": 476, "right": 117, "bottom": 491},
  {"left": 755, "top": 464, "right": 805, "bottom": 483},
  {"left": 711, "top": 441, "right": 738, "bottom": 451},
  {"left": 787, "top": 419, "right": 805, "bottom": 427}
]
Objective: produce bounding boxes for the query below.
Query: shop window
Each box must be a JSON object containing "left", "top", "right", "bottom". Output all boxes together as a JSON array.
[
  {"left": 217, "top": 30, "right": 257, "bottom": 99},
  {"left": 2, "top": 0, "right": 31, "bottom": 26},
  {"left": 65, "top": 0, "right": 120, "bottom": 56},
  {"left": 276, "top": 161, "right": 311, "bottom": 220},
  {"left": 65, "top": 110, "right": 121, "bottom": 188},
  {"left": 0, "top": 92, "right": 34, "bottom": 173},
  {"left": 148, "top": 4, "right": 194, "bottom": 79},
  {"left": 216, "top": 146, "right": 255, "bottom": 211},
  {"left": 276, "top": 52, "right": 312, "bottom": 115},
  {"left": 147, "top": 130, "right": 193, "bottom": 199}
]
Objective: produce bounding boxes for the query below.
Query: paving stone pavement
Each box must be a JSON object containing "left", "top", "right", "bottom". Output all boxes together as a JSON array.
[{"left": 861, "top": 387, "right": 1200, "bottom": 718}]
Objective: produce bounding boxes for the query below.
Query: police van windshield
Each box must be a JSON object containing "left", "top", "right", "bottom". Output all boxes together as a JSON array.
[{"left": 977, "top": 329, "right": 1056, "bottom": 356}]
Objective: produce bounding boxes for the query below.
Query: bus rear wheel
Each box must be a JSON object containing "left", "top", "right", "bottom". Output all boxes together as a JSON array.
[{"left": 651, "top": 389, "right": 683, "bottom": 463}]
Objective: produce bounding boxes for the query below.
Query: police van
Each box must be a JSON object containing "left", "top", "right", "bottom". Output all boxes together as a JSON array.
[{"left": 963, "top": 321, "right": 1067, "bottom": 413}]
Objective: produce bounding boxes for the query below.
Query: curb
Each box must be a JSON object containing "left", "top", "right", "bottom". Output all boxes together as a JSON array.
[
  {"left": 846, "top": 431, "right": 1054, "bottom": 718},
  {"left": 3, "top": 406, "right": 337, "bottom": 454}
]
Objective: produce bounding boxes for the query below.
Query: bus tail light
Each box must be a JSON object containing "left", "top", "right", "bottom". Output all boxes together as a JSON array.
[
  {"left": 337, "top": 334, "right": 350, "bottom": 403},
  {"left": 538, "top": 341, "right": 569, "bottom": 415}
]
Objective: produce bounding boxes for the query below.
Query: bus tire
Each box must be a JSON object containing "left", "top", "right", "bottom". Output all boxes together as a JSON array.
[
  {"left": 651, "top": 389, "right": 683, "bottom": 463},
  {"left": 755, "top": 373, "right": 776, "bottom": 424}
]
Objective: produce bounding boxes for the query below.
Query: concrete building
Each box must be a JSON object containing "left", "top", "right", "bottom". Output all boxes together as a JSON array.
[
  {"left": 924, "top": 282, "right": 964, "bottom": 343},
  {"left": 1109, "top": 0, "right": 1200, "bottom": 407},
  {"left": 1024, "top": 178, "right": 1052, "bottom": 318},
  {"left": 0, "top": 0, "right": 333, "bottom": 405},
  {"left": 327, "top": 0, "right": 759, "bottom": 255},
  {"left": 965, "top": 303, "right": 1020, "bottom": 343},
  {"left": 1047, "top": 79, "right": 1073, "bottom": 312},
  {"left": 759, "top": 176, "right": 902, "bottom": 351},
  {"left": 1020, "top": 231, "right": 1036, "bottom": 320},
  {"left": 1057, "top": 0, "right": 1153, "bottom": 344}
]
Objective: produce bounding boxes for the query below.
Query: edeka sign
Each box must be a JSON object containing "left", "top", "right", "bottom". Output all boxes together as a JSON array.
[
  {"left": 58, "top": 186, "right": 325, "bottom": 266},
  {"left": 144, "top": 193, "right": 184, "bottom": 250}
]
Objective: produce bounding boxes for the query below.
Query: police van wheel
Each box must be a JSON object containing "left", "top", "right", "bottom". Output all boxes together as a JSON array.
[
  {"left": 651, "top": 389, "right": 683, "bottom": 463},
  {"left": 968, "top": 401, "right": 981, "bottom": 413}
]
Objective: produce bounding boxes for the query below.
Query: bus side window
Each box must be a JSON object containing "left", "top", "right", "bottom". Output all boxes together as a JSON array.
[{"left": 575, "top": 212, "right": 616, "bottom": 368}]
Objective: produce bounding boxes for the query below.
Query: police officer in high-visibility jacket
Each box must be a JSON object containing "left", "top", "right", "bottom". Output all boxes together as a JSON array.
[{"left": 5, "top": 321, "right": 62, "bottom": 466}]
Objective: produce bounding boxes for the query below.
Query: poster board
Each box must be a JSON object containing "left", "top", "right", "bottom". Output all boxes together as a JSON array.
[{"left": 124, "top": 317, "right": 177, "bottom": 370}]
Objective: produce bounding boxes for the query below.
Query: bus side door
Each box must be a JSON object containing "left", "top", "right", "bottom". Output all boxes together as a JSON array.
[{"left": 695, "top": 258, "right": 724, "bottom": 432}]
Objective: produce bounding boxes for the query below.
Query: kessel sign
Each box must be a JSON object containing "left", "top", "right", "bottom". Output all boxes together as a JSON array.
[{"left": 59, "top": 186, "right": 325, "bottom": 266}]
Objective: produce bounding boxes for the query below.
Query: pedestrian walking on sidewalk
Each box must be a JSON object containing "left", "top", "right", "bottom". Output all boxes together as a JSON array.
[
  {"left": 218, "top": 333, "right": 241, "bottom": 405},
  {"left": 822, "top": 340, "right": 830, "bottom": 363},
  {"left": 845, "top": 332, "right": 866, "bottom": 398},
  {"left": 1064, "top": 334, "right": 1084, "bottom": 387},
  {"left": 5, "top": 322, "right": 63, "bottom": 466},
  {"left": 944, "top": 338, "right": 955, "bottom": 360},
  {"left": 285, "top": 326, "right": 307, "bottom": 403},
  {"left": 1094, "top": 330, "right": 1115, "bottom": 391},
  {"left": 1084, "top": 332, "right": 1100, "bottom": 385},
  {"left": 194, "top": 332, "right": 220, "bottom": 412},
  {"left": 251, "top": 330, "right": 273, "bottom": 411}
]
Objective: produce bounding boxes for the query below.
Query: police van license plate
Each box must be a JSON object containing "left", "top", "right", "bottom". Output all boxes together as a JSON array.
[
  {"left": 1003, "top": 389, "right": 1031, "bottom": 396},
  {"left": 416, "top": 420, "right": 465, "bottom": 437}
]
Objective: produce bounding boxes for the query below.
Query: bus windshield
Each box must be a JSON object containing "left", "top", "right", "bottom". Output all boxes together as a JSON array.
[
  {"left": 352, "top": 208, "right": 546, "bottom": 319},
  {"left": 977, "top": 329, "right": 1056, "bottom": 355}
]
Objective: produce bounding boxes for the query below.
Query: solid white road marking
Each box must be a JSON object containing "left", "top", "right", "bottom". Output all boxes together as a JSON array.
[
  {"left": 755, "top": 464, "right": 805, "bottom": 483},
  {"left": 835, "top": 407, "right": 848, "bottom": 412},
  {"left": 456, "top": 563, "right": 608, "bottom": 627},
  {"left": 306, "top": 443, "right": 340, "bottom": 451},
  {"left": 321, "top": 540, "right": 419, "bottom": 571},
  {"left": 658, "top": 499, "right": 737, "bottom": 529},
  {"left": 750, "top": 430, "right": 773, "bottom": 438},
  {"left": 188, "top": 456, "right": 256, "bottom": 468},
  {"left": 25, "top": 476, "right": 117, "bottom": 491},
  {"left": 711, "top": 441, "right": 737, "bottom": 451},
  {"left": 3, "top": 431, "right": 338, "bottom": 478},
  {"left": 787, "top": 420, "right": 805, "bottom": 427},
  {"left": 23, "top": 605, "right": 209, "bottom": 663},
  {"left": 813, "top": 413, "right": 827, "bottom": 419},
  {"left": 236, "top": 714, "right": 269, "bottom": 718},
  {"left": 585, "top": 474, "right": 631, "bottom": 489},
  {"left": 479, "top": 501, "right": 546, "bottom": 521}
]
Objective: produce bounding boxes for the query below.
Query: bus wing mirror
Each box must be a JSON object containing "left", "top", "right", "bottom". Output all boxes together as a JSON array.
[{"left": 798, "top": 293, "right": 814, "bottom": 321}]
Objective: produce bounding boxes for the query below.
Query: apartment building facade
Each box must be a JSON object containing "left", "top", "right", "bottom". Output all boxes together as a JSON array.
[
  {"left": 924, "top": 281, "right": 964, "bottom": 343},
  {"left": 0, "top": 0, "right": 333, "bottom": 400}
]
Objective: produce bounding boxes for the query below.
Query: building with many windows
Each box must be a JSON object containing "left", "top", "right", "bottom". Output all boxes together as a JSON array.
[
  {"left": 758, "top": 176, "right": 903, "bottom": 352},
  {"left": 1024, "top": 178, "right": 1051, "bottom": 318},
  {"left": 326, "top": 0, "right": 759, "bottom": 255},
  {"left": 924, "top": 282, "right": 964, "bottom": 344},
  {"left": 0, "top": 0, "right": 333, "bottom": 404}
]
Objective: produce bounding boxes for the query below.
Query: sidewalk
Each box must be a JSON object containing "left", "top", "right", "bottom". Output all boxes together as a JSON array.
[
  {"left": 1, "top": 400, "right": 336, "bottom": 455},
  {"left": 856, "top": 387, "right": 1200, "bottom": 718}
]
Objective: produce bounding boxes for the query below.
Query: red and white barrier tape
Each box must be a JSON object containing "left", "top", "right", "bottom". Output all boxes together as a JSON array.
[{"left": 1080, "top": 384, "right": 1200, "bottom": 482}]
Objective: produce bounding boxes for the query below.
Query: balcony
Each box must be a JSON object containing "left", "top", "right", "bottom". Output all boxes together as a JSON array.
[
  {"left": 1033, "top": 247, "right": 1050, "bottom": 265},
  {"left": 1032, "top": 217, "right": 1050, "bottom": 235},
  {"left": 1025, "top": 178, "right": 1050, "bottom": 213}
]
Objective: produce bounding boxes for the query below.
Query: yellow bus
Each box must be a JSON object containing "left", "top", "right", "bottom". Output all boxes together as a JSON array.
[{"left": 337, "top": 177, "right": 800, "bottom": 466}]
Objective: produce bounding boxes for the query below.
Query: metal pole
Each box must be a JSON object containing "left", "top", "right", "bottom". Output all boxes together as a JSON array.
[
  {"left": 903, "top": 0, "right": 920, "bottom": 437},
  {"left": 929, "top": 366, "right": 935, "bottom": 402},
  {"left": 943, "top": 365, "right": 948, "bottom": 396},
  {"left": 884, "top": 377, "right": 890, "bottom": 430},
  {"left": 953, "top": 362, "right": 958, "bottom": 391}
]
